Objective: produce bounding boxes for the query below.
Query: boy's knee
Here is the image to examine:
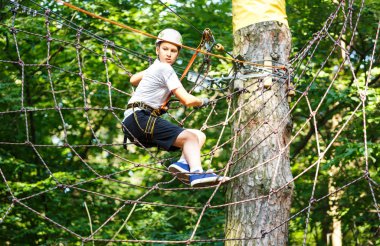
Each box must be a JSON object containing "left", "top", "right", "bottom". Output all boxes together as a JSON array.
[
  {"left": 187, "top": 129, "right": 206, "bottom": 144},
  {"left": 184, "top": 130, "right": 198, "bottom": 142},
  {"left": 198, "top": 131, "right": 206, "bottom": 143}
]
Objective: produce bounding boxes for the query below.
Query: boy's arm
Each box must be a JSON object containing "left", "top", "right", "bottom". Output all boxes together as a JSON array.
[
  {"left": 130, "top": 70, "right": 146, "bottom": 87},
  {"left": 172, "top": 87, "right": 205, "bottom": 107}
]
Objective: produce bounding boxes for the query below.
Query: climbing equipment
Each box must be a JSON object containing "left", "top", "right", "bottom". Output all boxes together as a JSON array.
[{"left": 124, "top": 102, "right": 163, "bottom": 146}]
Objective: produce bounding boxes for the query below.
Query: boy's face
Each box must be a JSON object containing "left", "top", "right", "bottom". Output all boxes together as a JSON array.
[{"left": 156, "top": 42, "right": 180, "bottom": 65}]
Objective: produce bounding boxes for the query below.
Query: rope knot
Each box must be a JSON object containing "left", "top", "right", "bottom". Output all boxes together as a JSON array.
[
  {"left": 76, "top": 28, "right": 83, "bottom": 37},
  {"left": 10, "top": 27, "right": 17, "bottom": 34},
  {"left": 359, "top": 90, "right": 367, "bottom": 101},
  {"left": 44, "top": 9, "right": 51, "bottom": 16},
  {"left": 209, "top": 149, "right": 215, "bottom": 157},
  {"left": 103, "top": 40, "right": 110, "bottom": 47},
  {"left": 226, "top": 93, "right": 233, "bottom": 100},
  {"left": 200, "top": 124, "right": 207, "bottom": 131},
  {"left": 108, "top": 41, "right": 115, "bottom": 47},
  {"left": 363, "top": 170, "right": 370, "bottom": 179}
]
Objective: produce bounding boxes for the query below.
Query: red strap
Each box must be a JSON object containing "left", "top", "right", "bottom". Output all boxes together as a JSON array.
[{"left": 180, "top": 49, "right": 200, "bottom": 81}]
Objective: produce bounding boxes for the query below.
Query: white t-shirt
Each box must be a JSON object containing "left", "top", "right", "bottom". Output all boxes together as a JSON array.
[{"left": 124, "top": 59, "right": 182, "bottom": 119}]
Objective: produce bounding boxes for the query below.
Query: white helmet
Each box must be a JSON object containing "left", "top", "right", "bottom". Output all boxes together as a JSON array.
[{"left": 156, "top": 28, "right": 183, "bottom": 47}]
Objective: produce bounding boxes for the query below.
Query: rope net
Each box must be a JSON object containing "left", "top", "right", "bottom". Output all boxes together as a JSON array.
[{"left": 0, "top": 0, "right": 379, "bottom": 244}]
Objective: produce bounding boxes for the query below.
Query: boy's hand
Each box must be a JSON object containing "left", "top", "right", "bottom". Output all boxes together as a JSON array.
[{"left": 196, "top": 98, "right": 210, "bottom": 108}]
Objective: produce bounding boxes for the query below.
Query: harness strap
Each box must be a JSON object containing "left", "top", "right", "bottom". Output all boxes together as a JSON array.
[
  {"left": 180, "top": 48, "right": 201, "bottom": 81},
  {"left": 127, "top": 102, "right": 163, "bottom": 115},
  {"left": 127, "top": 102, "right": 159, "bottom": 143},
  {"left": 122, "top": 124, "right": 128, "bottom": 150}
]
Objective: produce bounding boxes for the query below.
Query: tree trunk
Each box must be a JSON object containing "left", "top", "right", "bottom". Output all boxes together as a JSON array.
[{"left": 226, "top": 21, "right": 293, "bottom": 245}]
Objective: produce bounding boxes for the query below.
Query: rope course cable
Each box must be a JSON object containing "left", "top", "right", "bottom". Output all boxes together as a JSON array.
[
  {"left": 0, "top": 0, "right": 379, "bottom": 244},
  {"left": 157, "top": 0, "right": 203, "bottom": 35},
  {"left": 53, "top": 0, "right": 287, "bottom": 70}
]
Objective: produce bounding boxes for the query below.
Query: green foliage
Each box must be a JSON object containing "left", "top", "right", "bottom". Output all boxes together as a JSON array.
[
  {"left": 287, "top": 0, "right": 380, "bottom": 245},
  {"left": 0, "top": 0, "right": 378, "bottom": 245},
  {"left": 0, "top": 0, "right": 232, "bottom": 244}
]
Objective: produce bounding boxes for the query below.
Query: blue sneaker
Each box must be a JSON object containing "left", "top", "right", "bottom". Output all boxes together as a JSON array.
[
  {"left": 190, "top": 171, "right": 230, "bottom": 187},
  {"left": 168, "top": 162, "right": 190, "bottom": 185}
]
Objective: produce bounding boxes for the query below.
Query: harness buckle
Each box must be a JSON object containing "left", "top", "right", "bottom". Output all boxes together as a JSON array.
[{"left": 127, "top": 102, "right": 163, "bottom": 115}]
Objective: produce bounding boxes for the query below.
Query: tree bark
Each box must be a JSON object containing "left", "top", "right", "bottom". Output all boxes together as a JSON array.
[{"left": 226, "top": 21, "right": 293, "bottom": 245}]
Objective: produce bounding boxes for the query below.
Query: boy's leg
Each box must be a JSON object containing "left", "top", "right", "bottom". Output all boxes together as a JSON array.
[
  {"left": 172, "top": 130, "right": 203, "bottom": 172},
  {"left": 178, "top": 129, "right": 206, "bottom": 164},
  {"left": 171, "top": 129, "right": 230, "bottom": 187},
  {"left": 186, "top": 129, "right": 206, "bottom": 146}
]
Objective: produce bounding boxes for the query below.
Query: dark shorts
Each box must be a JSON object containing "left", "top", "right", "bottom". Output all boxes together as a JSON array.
[{"left": 122, "top": 110, "right": 185, "bottom": 152}]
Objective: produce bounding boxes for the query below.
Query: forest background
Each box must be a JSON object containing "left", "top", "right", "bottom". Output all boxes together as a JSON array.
[{"left": 0, "top": 0, "right": 379, "bottom": 245}]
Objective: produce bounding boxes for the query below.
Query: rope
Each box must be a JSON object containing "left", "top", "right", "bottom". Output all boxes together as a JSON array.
[
  {"left": 157, "top": 0, "right": 203, "bottom": 35},
  {"left": 54, "top": 0, "right": 286, "bottom": 70}
]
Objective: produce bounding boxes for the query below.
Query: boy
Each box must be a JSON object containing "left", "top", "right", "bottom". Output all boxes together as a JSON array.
[{"left": 122, "top": 28, "right": 229, "bottom": 187}]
